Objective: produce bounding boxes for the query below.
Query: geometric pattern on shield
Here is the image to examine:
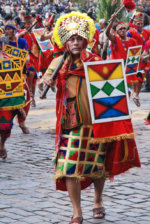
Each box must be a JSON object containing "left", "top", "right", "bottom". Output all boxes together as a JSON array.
[
  {"left": 125, "top": 45, "right": 142, "bottom": 76},
  {"left": 55, "top": 125, "right": 106, "bottom": 178},
  {"left": 4, "top": 44, "right": 29, "bottom": 68},
  {"left": 33, "top": 28, "right": 54, "bottom": 52},
  {"left": 84, "top": 60, "right": 130, "bottom": 123},
  {"left": 0, "top": 58, "right": 24, "bottom": 99}
]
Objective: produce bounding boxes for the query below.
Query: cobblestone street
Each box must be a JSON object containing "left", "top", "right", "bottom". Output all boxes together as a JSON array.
[{"left": 0, "top": 90, "right": 150, "bottom": 224}]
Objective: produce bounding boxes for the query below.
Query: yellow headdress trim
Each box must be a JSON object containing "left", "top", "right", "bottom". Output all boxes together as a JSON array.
[{"left": 53, "top": 11, "right": 96, "bottom": 48}]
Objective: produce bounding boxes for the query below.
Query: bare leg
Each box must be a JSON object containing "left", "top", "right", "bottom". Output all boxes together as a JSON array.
[
  {"left": 132, "top": 82, "right": 141, "bottom": 107},
  {"left": 136, "top": 81, "right": 142, "bottom": 97},
  {"left": 66, "top": 177, "right": 82, "bottom": 218},
  {"left": 28, "top": 71, "right": 36, "bottom": 107},
  {"left": 93, "top": 176, "right": 105, "bottom": 218},
  {"left": 0, "top": 134, "right": 7, "bottom": 159}
]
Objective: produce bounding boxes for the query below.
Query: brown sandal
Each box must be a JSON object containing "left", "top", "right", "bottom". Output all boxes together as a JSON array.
[
  {"left": 69, "top": 216, "right": 83, "bottom": 224},
  {"left": 93, "top": 207, "right": 105, "bottom": 219}
]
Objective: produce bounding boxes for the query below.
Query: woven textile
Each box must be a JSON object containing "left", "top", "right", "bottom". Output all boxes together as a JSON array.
[
  {"left": 4, "top": 45, "right": 28, "bottom": 69},
  {"left": 125, "top": 45, "right": 142, "bottom": 76},
  {"left": 55, "top": 125, "right": 106, "bottom": 179}
]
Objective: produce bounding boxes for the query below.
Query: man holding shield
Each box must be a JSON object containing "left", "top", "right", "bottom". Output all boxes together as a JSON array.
[{"left": 43, "top": 12, "right": 140, "bottom": 224}]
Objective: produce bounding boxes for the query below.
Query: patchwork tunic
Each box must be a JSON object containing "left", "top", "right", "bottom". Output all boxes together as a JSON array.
[{"left": 55, "top": 76, "right": 106, "bottom": 189}]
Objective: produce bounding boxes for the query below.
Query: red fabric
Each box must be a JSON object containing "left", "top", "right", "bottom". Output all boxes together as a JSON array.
[
  {"left": 128, "top": 28, "right": 150, "bottom": 49},
  {"left": 91, "top": 28, "right": 99, "bottom": 53},
  {"left": 56, "top": 177, "right": 92, "bottom": 191},
  {"left": 19, "top": 31, "right": 39, "bottom": 70},
  {"left": 110, "top": 35, "right": 137, "bottom": 60},
  {"left": 142, "top": 40, "right": 150, "bottom": 73},
  {"left": 105, "top": 139, "right": 141, "bottom": 176},
  {"left": 110, "top": 35, "right": 139, "bottom": 84},
  {"left": 126, "top": 74, "right": 137, "bottom": 85},
  {"left": 38, "top": 49, "right": 53, "bottom": 72},
  {"left": 17, "top": 79, "right": 30, "bottom": 124},
  {"left": 93, "top": 119, "right": 134, "bottom": 139},
  {"left": 26, "top": 54, "right": 39, "bottom": 71},
  {"left": 20, "top": 31, "right": 37, "bottom": 51}
]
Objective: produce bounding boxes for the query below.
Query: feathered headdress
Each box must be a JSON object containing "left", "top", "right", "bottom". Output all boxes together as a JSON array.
[{"left": 53, "top": 11, "right": 96, "bottom": 48}]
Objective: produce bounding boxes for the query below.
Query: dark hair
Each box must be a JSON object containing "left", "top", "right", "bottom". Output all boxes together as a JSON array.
[
  {"left": 4, "top": 13, "right": 12, "bottom": 21},
  {"left": 144, "top": 13, "right": 149, "bottom": 26},
  {"left": 14, "top": 16, "right": 21, "bottom": 25}
]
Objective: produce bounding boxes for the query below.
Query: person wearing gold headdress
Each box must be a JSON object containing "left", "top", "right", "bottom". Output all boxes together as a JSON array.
[
  {"left": 43, "top": 12, "right": 106, "bottom": 223},
  {"left": 43, "top": 12, "right": 140, "bottom": 224}
]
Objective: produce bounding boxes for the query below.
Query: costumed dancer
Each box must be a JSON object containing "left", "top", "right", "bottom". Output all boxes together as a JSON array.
[
  {"left": 4, "top": 20, "right": 30, "bottom": 134},
  {"left": 38, "top": 14, "right": 64, "bottom": 94},
  {"left": 17, "top": 15, "right": 40, "bottom": 107},
  {"left": 127, "top": 12, "right": 150, "bottom": 106},
  {"left": 140, "top": 40, "right": 150, "bottom": 124},
  {"left": 105, "top": 13, "right": 140, "bottom": 105},
  {"left": 43, "top": 12, "right": 140, "bottom": 224},
  {"left": 0, "top": 21, "right": 30, "bottom": 159}
]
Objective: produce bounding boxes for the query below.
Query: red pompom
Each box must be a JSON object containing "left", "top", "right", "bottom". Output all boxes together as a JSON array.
[{"left": 123, "top": 0, "right": 136, "bottom": 11}]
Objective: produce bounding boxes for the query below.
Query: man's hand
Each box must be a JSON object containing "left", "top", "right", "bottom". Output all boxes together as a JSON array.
[{"left": 43, "top": 76, "right": 55, "bottom": 87}]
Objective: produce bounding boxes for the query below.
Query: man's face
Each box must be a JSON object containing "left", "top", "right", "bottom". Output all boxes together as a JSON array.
[
  {"left": 99, "top": 22, "right": 104, "bottom": 29},
  {"left": 134, "top": 21, "right": 144, "bottom": 32},
  {"left": 5, "top": 27, "right": 14, "bottom": 38},
  {"left": 117, "top": 27, "right": 127, "bottom": 38},
  {"left": 67, "top": 35, "right": 85, "bottom": 56},
  {"left": 24, "top": 21, "right": 31, "bottom": 30}
]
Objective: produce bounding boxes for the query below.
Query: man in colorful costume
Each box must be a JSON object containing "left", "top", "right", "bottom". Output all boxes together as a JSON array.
[
  {"left": 17, "top": 15, "right": 40, "bottom": 107},
  {"left": 140, "top": 40, "right": 150, "bottom": 124},
  {"left": 43, "top": 12, "right": 140, "bottom": 224},
  {"left": 105, "top": 13, "right": 141, "bottom": 106},
  {"left": 0, "top": 20, "right": 30, "bottom": 159},
  {"left": 127, "top": 12, "right": 150, "bottom": 106}
]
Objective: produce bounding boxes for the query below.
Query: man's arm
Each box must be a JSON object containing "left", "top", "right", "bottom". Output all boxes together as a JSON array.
[{"left": 105, "top": 13, "right": 117, "bottom": 43}]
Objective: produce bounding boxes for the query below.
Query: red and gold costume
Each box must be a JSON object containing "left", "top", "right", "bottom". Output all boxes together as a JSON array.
[{"left": 44, "top": 12, "right": 140, "bottom": 191}]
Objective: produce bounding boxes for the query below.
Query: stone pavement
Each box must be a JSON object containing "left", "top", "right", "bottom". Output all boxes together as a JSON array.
[{"left": 0, "top": 90, "right": 150, "bottom": 224}]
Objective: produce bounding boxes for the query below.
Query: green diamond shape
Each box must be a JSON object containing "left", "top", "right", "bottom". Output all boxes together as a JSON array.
[
  {"left": 131, "top": 57, "right": 136, "bottom": 63},
  {"left": 127, "top": 58, "right": 131, "bottom": 64},
  {"left": 102, "top": 82, "right": 114, "bottom": 96},
  {"left": 136, "top": 56, "right": 140, "bottom": 62},
  {"left": 116, "top": 80, "right": 125, "bottom": 93},
  {"left": 90, "top": 83, "right": 100, "bottom": 97}
]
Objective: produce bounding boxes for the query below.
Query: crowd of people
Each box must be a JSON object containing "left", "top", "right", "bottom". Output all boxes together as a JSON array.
[{"left": 0, "top": 1, "right": 150, "bottom": 223}]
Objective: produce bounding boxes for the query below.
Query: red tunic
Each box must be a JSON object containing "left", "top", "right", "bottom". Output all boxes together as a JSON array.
[
  {"left": 127, "top": 28, "right": 150, "bottom": 49},
  {"left": 110, "top": 35, "right": 137, "bottom": 60},
  {"left": 110, "top": 35, "right": 138, "bottom": 84},
  {"left": 19, "top": 30, "right": 39, "bottom": 71}
]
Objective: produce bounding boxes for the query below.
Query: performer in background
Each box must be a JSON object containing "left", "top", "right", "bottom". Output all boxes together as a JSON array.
[
  {"left": 127, "top": 12, "right": 150, "bottom": 106},
  {"left": 0, "top": 20, "right": 30, "bottom": 159},
  {"left": 105, "top": 13, "right": 140, "bottom": 106},
  {"left": 17, "top": 15, "right": 40, "bottom": 107}
]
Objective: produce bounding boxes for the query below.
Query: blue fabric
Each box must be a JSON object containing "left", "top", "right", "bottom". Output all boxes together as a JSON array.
[
  {"left": 95, "top": 24, "right": 100, "bottom": 33},
  {"left": 8, "top": 37, "right": 28, "bottom": 50},
  {"left": 127, "top": 31, "right": 131, "bottom": 37}
]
